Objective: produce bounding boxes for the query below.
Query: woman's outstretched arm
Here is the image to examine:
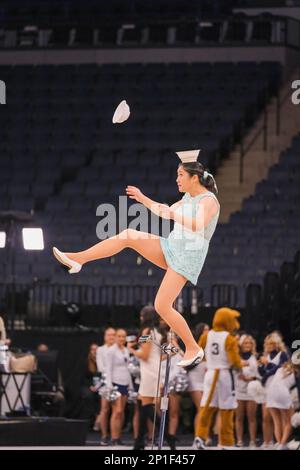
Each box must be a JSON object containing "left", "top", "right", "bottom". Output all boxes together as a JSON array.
[
  {"left": 126, "top": 185, "right": 181, "bottom": 218},
  {"left": 171, "top": 197, "right": 219, "bottom": 233},
  {"left": 126, "top": 185, "right": 219, "bottom": 231}
]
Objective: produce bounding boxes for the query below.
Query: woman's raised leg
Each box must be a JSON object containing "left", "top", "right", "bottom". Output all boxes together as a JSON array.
[{"left": 64, "top": 228, "right": 168, "bottom": 270}]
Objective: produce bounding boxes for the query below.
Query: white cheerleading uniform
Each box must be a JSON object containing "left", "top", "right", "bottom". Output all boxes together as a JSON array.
[
  {"left": 266, "top": 367, "right": 296, "bottom": 409},
  {"left": 264, "top": 351, "right": 282, "bottom": 390},
  {"left": 235, "top": 354, "right": 258, "bottom": 401},
  {"left": 200, "top": 330, "right": 237, "bottom": 409},
  {"left": 104, "top": 344, "right": 133, "bottom": 389},
  {"left": 138, "top": 328, "right": 162, "bottom": 397},
  {"left": 187, "top": 361, "right": 207, "bottom": 392},
  {"left": 259, "top": 351, "right": 284, "bottom": 404},
  {"left": 96, "top": 344, "right": 111, "bottom": 374}
]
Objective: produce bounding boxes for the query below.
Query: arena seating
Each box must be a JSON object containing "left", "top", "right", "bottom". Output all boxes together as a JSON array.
[
  {"left": 0, "top": 60, "right": 285, "bottom": 307},
  {"left": 201, "top": 133, "right": 300, "bottom": 305}
]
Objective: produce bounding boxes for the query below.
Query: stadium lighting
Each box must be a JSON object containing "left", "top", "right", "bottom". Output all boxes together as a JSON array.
[
  {"left": 22, "top": 228, "right": 44, "bottom": 250},
  {"left": 0, "top": 232, "right": 6, "bottom": 248}
]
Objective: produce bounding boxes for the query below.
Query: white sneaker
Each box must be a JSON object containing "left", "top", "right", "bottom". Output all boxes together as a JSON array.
[
  {"left": 53, "top": 247, "right": 82, "bottom": 274},
  {"left": 248, "top": 441, "right": 256, "bottom": 449},
  {"left": 287, "top": 439, "right": 300, "bottom": 450},
  {"left": 276, "top": 444, "right": 288, "bottom": 450},
  {"left": 260, "top": 441, "right": 272, "bottom": 450},
  {"left": 218, "top": 444, "right": 240, "bottom": 450},
  {"left": 192, "top": 437, "right": 207, "bottom": 450},
  {"left": 177, "top": 348, "right": 204, "bottom": 368}
]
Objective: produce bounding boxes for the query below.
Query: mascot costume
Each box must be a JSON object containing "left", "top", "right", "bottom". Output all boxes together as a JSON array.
[{"left": 194, "top": 307, "right": 244, "bottom": 449}]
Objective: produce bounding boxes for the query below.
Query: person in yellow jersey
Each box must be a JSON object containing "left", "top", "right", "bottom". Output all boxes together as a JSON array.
[{"left": 193, "top": 307, "right": 247, "bottom": 449}]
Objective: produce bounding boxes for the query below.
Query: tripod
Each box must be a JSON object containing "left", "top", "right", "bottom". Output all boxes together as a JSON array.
[{"left": 0, "top": 211, "right": 33, "bottom": 330}]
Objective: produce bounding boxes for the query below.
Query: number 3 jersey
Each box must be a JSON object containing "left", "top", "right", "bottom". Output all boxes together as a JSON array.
[
  {"left": 200, "top": 330, "right": 243, "bottom": 409},
  {"left": 205, "top": 330, "right": 231, "bottom": 370}
]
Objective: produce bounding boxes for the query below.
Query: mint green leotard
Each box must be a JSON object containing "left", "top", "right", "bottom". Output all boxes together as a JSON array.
[{"left": 159, "top": 191, "right": 220, "bottom": 285}]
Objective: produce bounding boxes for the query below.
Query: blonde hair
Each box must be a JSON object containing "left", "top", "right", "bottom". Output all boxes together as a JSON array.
[
  {"left": 264, "top": 332, "right": 286, "bottom": 353},
  {"left": 87, "top": 343, "right": 98, "bottom": 374},
  {"left": 239, "top": 334, "right": 257, "bottom": 356},
  {"left": 0, "top": 316, "right": 6, "bottom": 343},
  {"left": 282, "top": 361, "right": 300, "bottom": 378}
]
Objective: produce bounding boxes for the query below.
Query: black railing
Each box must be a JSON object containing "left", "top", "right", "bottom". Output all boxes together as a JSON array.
[
  {"left": 0, "top": 282, "right": 205, "bottom": 329},
  {"left": 211, "top": 284, "right": 238, "bottom": 307},
  {"left": 0, "top": 14, "right": 300, "bottom": 49}
]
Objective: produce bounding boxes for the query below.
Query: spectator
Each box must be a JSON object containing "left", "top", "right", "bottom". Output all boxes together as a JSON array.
[
  {"left": 0, "top": 315, "right": 11, "bottom": 346},
  {"left": 235, "top": 334, "right": 258, "bottom": 448},
  {"left": 96, "top": 327, "right": 116, "bottom": 444},
  {"left": 258, "top": 332, "right": 289, "bottom": 449},
  {"left": 79, "top": 342, "right": 101, "bottom": 428},
  {"left": 128, "top": 306, "right": 162, "bottom": 450},
  {"left": 266, "top": 361, "right": 300, "bottom": 449},
  {"left": 189, "top": 323, "right": 209, "bottom": 439},
  {"left": 33, "top": 343, "right": 66, "bottom": 417},
  {"left": 160, "top": 330, "right": 184, "bottom": 450},
  {"left": 105, "top": 328, "right": 133, "bottom": 445}
]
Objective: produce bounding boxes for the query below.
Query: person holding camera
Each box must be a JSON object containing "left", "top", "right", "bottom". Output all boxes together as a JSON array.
[{"left": 127, "top": 306, "right": 162, "bottom": 450}]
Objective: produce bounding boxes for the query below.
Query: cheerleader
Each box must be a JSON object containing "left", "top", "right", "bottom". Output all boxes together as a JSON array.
[
  {"left": 52, "top": 150, "right": 220, "bottom": 369},
  {"left": 96, "top": 327, "right": 116, "bottom": 445},
  {"left": 160, "top": 329, "right": 185, "bottom": 450},
  {"left": 126, "top": 334, "right": 141, "bottom": 441},
  {"left": 188, "top": 323, "right": 209, "bottom": 437},
  {"left": 127, "top": 306, "right": 162, "bottom": 450},
  {"left": 266, "top": 362, "right": 300, "bottom": 449},
  {"left": 104, "top": 328, "right": 133, "bottom": 445},
  {"left": 258, "top": 332, "right": 289, "bottom": 449},
  {"left": 235, "top": 334, "right": 258, "bottom": 448},
  {"left": 289, "top": 346, "right": 300, "bottom": 449}
]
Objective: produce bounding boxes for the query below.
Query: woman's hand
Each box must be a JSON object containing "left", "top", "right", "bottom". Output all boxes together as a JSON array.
[
  {"left": 259, "top": 356, "right": 268, "bottom": 366},
  {"left": 126, "top": 186, "right": 144, "bottom": 203},
  {"left": 238, "top": 373, "right": 248, "bottom": 382},
  {"left": 127, "top": 343, "right": 136, "bottom": 354},
  {"left": 151, "top": 203, "right": 173, "bottom": 220}
]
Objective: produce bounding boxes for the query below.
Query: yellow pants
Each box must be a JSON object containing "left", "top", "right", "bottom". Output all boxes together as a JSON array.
[{"left": 196, "top": 407, "right": 235, "bottom": 447}]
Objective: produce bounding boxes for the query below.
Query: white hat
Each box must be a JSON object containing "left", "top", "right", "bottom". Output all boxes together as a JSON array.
[
  {"left": 176, "top": 149, "right": 200, "bottom": 163},
  {"left": 112, "top": 100, "right": 130, "bottom": 124}
]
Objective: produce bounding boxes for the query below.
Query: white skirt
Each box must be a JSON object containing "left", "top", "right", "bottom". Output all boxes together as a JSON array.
[
  {"left": 266, "top": 387, "right": 292, "bottom": 409},
  {"left": 138, "top": 370, "right": 161, "bottom": 397},
  {"left": 266, "top": 368, "right": 295, "bottom": 409},
  {"left": 236, "top": 379, "right": 255, "bottom": 401},
  {"left": 187, "top": 361, "right": 206, "bottom": 392}
]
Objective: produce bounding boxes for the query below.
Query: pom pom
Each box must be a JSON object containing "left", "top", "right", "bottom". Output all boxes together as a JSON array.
[
  {"left": 291, "top": 411, "right": 300, "bottom": 428},
  {"left": 247, "top": 380, "right": 266, "bottom": 404},
  {"left": 168, "top": 369, "right": 189, "bottom": 394}
]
